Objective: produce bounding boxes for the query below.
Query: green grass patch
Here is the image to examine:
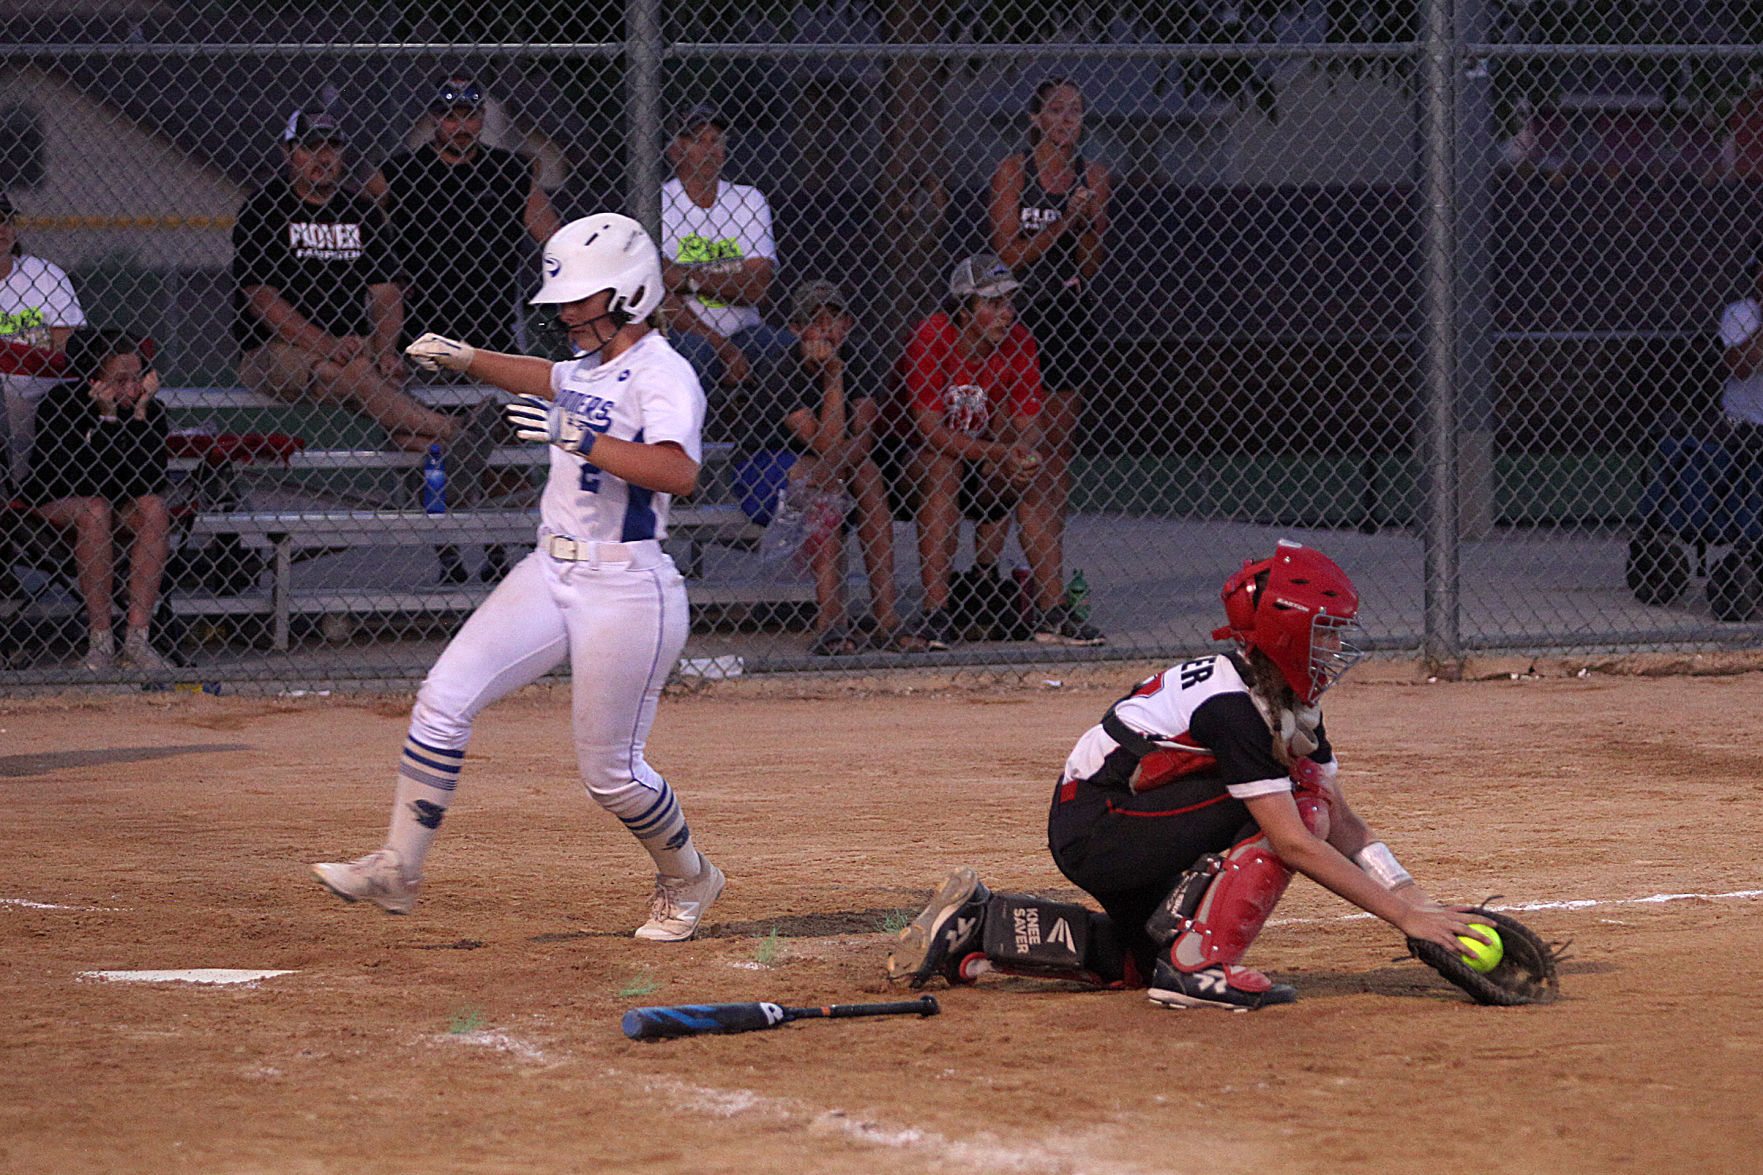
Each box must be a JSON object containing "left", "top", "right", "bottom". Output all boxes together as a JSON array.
[
  {"left": 447, "top": 1006, "right": 485, "bottom": 1034},
  {"left": 617, "top": 973, "right": 660, "bottom": 999}
]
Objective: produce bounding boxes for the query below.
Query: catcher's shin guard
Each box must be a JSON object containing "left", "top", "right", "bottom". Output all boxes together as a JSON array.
[{"left": 1150, "top": 793, "right": 1329, "bottom": 974}]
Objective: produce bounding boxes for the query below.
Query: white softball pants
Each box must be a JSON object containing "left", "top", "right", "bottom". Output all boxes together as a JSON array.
[{"left": 409, "top": 538, "right": 689, "bottom": 801}]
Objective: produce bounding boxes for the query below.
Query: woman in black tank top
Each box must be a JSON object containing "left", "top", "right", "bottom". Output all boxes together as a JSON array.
[{"left": 987, "top": 79, "right": 1111, "bottom": 573}]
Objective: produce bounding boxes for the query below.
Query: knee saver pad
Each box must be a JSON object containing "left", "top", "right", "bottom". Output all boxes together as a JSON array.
[
  {"left": 1169, "top": 836, "right": 1295, "bottom": 972},
  {"left": 1145, "top": 854, "right": 1224, "bottom": 948},
  {"left": 980, "top": 894, "right": 1091, "bottom": 974}
]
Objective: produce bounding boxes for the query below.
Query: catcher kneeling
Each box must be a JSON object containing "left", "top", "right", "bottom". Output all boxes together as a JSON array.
[{"left": 889, "top": 540, "right": 1558, "bottom": 1009}]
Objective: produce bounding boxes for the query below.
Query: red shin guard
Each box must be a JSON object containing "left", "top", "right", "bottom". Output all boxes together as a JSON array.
[{"left": 1166, "top": 788, "right": 1331, "bottom": 973}]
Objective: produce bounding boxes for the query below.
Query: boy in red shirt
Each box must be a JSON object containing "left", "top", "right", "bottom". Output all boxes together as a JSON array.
[{"left": 903, "top": 254, "right": 1103, "bottom": 648}]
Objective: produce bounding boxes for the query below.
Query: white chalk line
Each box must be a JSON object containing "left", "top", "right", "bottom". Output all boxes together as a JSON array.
[
  {"left": 613, "top": 1069, "right": 1155, "bottom": 1175},
  {"left": 80, "top": 969, "right": 294, "bottom": 985},
  {"left": 4, "top": 897, "right": 124, "bottom": 911},
  {"left": 1270, "top": 886, "right": 1763, "bottom": 926},
  {"left": 438, "top": 1029, "right": 555, "bottom": 1066}
]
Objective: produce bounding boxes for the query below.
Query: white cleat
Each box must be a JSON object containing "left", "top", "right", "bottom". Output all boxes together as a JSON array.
[
  {"left": 635, "top": 857, "right": 726, "bottom": 941},
  {"left": 311, "top": 847, "right": 420, "bottom": 915}
]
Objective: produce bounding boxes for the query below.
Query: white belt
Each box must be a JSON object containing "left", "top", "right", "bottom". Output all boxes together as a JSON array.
[{"left": 544, "top": 535, "right": 647, "bottom": 564}]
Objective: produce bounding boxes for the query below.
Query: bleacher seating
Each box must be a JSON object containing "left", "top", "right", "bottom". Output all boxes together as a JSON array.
[
  {"left": 132, "top": 384, "right": 802, "bottom": 647},
  {"left": 174, "top": 504, "right": 789, "bottom": 650}
]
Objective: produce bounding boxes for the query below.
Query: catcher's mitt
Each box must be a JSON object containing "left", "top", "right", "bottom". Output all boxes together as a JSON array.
[{"left": 1406, "top": 904, "right": 1566, "bottom": 1006}]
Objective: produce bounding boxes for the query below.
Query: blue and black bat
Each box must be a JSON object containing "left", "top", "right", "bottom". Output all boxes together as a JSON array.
[{"left": 622, "top": 994, "right": 938, "bottom": 1041}]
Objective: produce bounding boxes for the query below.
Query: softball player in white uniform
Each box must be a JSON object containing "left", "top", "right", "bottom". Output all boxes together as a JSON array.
[{"left": 312, "top": 213, "right": 725, "bottom": 941}]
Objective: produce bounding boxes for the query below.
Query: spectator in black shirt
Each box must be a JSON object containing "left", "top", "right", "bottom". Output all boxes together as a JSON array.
[
  {"left": 366, "top": 74, "right": 563, "bottom": 354},
  {"left": 23, "top": 328, "right": 172, "bottom": 673},
  {"left": 231, "top": 110, "right": 473, "bottom": 456},
  {"left": 365, "top": 75, "right": 563, "bottom": 583}
]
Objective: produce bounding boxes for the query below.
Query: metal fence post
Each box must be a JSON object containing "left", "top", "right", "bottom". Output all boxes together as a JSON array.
[
  {"left": 1420, "top": 0, "right": 1463, "bottom": 675},
  {"left": 1455, "top": 0, "right": 1498, "bottom": 542},
  {"left": 625, "top": 0, "right": 664, "bottom": 238}
]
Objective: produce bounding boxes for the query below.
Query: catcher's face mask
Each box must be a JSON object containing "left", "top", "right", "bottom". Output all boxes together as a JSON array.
[{"left": 1214, "top": 540, "right": 1364, "bottom": 703}]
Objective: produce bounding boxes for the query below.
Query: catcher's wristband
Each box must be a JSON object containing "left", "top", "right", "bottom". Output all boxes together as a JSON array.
[{"left": 1354, "top": 841, "right": 1414, "bottom": 890}]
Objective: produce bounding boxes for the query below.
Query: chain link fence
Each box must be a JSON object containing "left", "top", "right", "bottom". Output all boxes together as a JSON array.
[{"left": 5, "top": 2, "right": 1763, "bottom": 689}]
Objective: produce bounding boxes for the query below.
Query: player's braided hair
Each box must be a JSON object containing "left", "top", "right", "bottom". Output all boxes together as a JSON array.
[
  {"left": 1242, "top": 645, "right": 1305, "bottom": 768},
  {"left": 1232, "top": 563, "right": 1307, "bottom": 768}
]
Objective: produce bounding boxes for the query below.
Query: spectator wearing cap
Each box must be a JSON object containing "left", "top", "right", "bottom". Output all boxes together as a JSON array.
[
  {"left": 364, "top": 75, "right": 562, "bottom": 583},
  {"left": 365, "top": 74, "right": 562, "bottom": 356},
  {"left": 901, "top": 253, "right": 1103, "bottom": 649},
  {"left": 659, "top": 104, "right": 793, "bottom": 397},
  {"left": 231, "top": 110, "right": 479, "bottom": 458},
  {"left": 21, "top": 327, "right": 172, "bottom": 673},
  {"left": 0, "top": 192, "right": 87, "bottom": 488},
  {"left": 732, "top": 279, "right": 926, "bottom": 654}
]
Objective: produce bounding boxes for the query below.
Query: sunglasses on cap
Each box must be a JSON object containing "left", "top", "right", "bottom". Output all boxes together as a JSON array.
[{"left": 433, "top": 80, "right": 483, "bottom": 111}]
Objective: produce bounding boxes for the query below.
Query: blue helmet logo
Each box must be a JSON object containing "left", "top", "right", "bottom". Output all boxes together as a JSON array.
[{"left": 544, "top": 255, "right": 561, "bottom": 277}]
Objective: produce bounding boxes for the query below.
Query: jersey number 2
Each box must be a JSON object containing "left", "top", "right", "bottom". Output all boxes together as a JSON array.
[{"left": 575, "top": 421, "right": 614, "bottom": 493}]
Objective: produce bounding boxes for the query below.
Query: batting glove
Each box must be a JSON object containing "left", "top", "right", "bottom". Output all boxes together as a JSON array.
[
  {"left": 504, "top": 394, "right": 590, "bottom": 453},
  {"left": 405, "top": 332, "right": 476, "bottom": 373}
]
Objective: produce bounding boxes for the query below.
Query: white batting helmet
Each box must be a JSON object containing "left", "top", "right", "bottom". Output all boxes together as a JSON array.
[{"left": 531, "top": 213, "right": 664, "bottom": 322}]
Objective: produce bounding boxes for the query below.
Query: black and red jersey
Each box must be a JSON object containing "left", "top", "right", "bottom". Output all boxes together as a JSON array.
[{"left": 1059, "top": 653, "right": 1333, "bottom": 805}]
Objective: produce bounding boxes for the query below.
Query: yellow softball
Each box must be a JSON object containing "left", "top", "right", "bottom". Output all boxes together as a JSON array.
[{"left": 1457, "top": 924, "right": 1503, "bottom": 972}]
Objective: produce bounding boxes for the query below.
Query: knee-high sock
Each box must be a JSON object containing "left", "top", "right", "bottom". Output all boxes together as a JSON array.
[
  {"left": 592, "top": 776, "right": 701, "bottom": 878},
  {"left": 384, "top": 733, "right": 464, "bottom": 875}
]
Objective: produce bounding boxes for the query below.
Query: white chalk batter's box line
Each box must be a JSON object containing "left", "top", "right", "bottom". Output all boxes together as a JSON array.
[
  {"left": 1269, "top": 887, "right": 1763, "bottom": 926},
  {"left": 2, "top": 897, "right": 124, "bottom": 911}
]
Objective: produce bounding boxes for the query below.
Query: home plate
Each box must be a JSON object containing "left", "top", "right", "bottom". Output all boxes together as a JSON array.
[{"left": 80, "top": 969, "right": 295, "bottom": 985}]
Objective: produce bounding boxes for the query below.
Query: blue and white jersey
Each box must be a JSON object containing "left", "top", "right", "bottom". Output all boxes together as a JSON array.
[{"left": 539, "top": 332, "right": 706, "bottom": 544}]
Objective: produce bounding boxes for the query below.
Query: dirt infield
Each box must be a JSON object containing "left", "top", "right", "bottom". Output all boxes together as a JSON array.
[{"left": 4, "top": 665, "right": 1762, "bottom": 1175}]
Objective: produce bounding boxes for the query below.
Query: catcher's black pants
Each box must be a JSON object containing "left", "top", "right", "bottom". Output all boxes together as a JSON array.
[{"left": 1048, "top": 776, "right": 1258, "bottom": 979}]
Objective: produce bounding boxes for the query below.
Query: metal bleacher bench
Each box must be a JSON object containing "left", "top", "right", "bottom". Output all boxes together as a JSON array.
[
  {"left": 159, "top": 387, "right": 798, "bottom": 648},
  {"left": 177, "top": 506, "right": 784, "bottom": 650}
]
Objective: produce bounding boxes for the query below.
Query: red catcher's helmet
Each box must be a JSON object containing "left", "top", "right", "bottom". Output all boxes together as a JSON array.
[{"left": 1211, "top": 540, "right": 1365, "bottom": 703}]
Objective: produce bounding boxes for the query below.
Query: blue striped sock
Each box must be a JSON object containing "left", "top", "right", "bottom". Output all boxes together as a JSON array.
[
  {"left": 385, "top": 735, "right": 465, "bottom": 871},
  {"left": 603, "top": 778, "right": 697, "bottom": 877}
]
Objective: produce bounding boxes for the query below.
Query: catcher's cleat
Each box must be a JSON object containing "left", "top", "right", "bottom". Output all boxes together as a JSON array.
[
  {"left": 635, "top": 856, "right": 726, "bottom": 941},
  {"left": 887, "top": 867, "right": 992, "bottom": 988},
  {"left": 1147, "top": 959, "right": 1297, "bottom": 1011},
  {"left": 311, "top": 847, "right": 420, "bottom": 915}
]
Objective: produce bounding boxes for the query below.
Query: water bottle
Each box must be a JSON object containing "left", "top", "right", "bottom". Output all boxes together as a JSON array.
[
  {"left": 422, "top": 443, "right": 447, "bottom": 514},
  {"left": 758, "top": 483, "right": 809, "bottom": 565},
  {"left": 1065, "top": 568, "right": 1091, "bottom": 622},
  {"left": 802, "top": 486, "right": 852, "bottom": 550}
]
